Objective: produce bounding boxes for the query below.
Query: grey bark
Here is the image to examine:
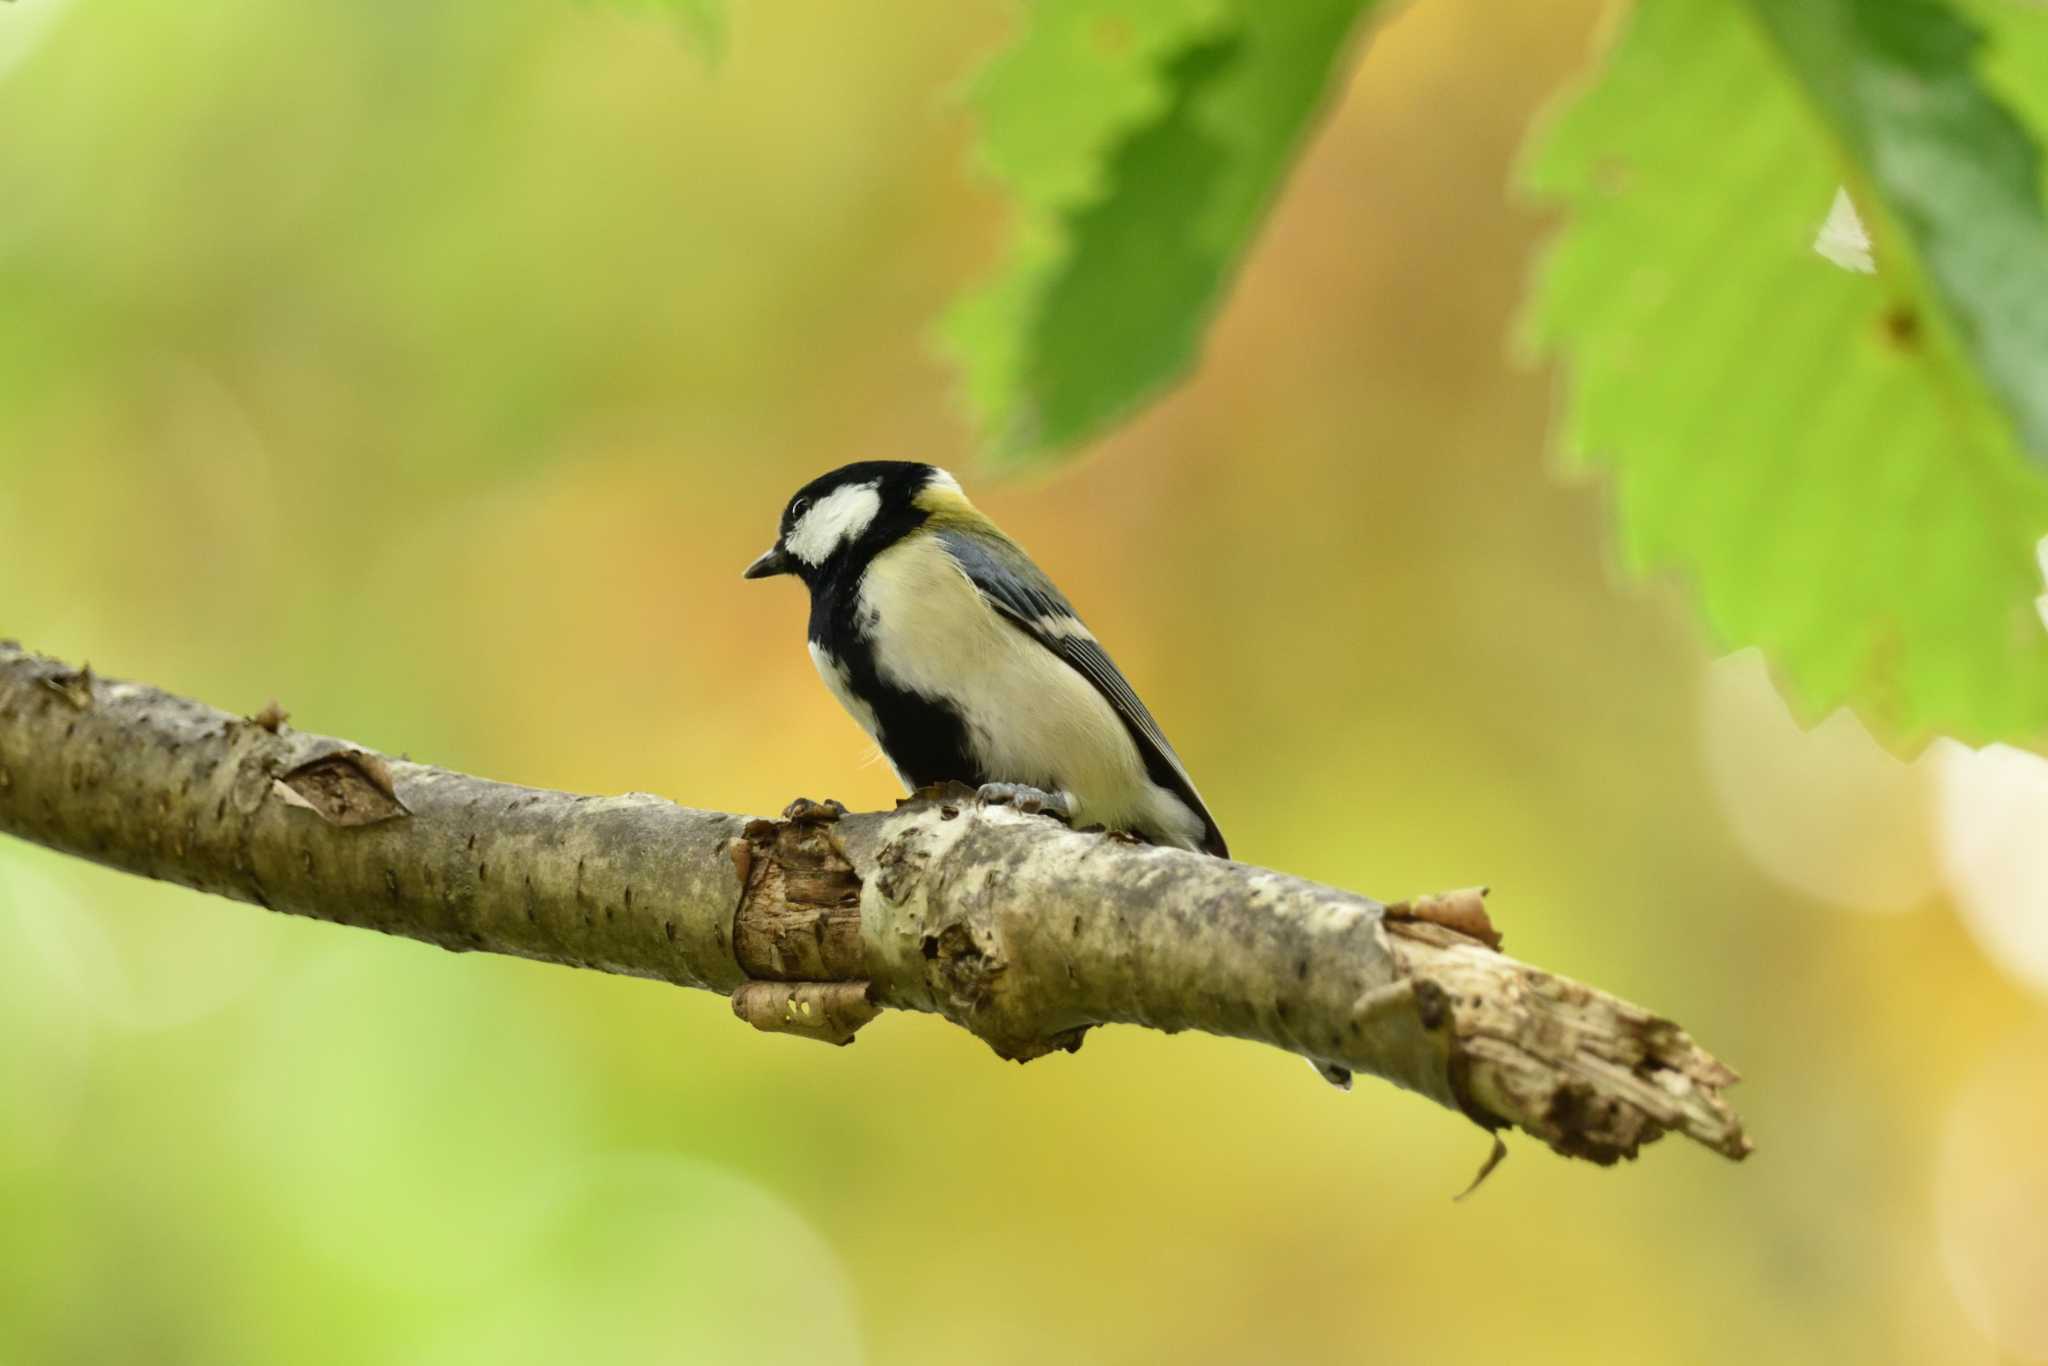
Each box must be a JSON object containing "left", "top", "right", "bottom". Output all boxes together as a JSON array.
[{"left": 0, "top": 642, "right": 1749, "bottom": 1167}]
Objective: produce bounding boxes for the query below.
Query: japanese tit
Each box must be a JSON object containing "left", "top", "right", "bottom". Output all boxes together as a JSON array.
[{"left": 743, "top": 461, "right": 1227, "bottom": 858}]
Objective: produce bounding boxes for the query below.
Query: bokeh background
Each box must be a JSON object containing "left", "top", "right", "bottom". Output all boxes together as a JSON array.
[{"left": 4, "top": 0, "right": 2046, "bottom": 1362}]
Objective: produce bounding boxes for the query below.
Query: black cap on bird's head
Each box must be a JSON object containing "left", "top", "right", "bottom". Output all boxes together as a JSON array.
[{"left": 743, "top": 461, "right": 968, "bottom": 585}]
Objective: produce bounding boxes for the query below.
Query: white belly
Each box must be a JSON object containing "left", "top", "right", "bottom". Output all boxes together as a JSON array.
[{"left": 855, "top": 535, "right": 1200, "bottom": 846}]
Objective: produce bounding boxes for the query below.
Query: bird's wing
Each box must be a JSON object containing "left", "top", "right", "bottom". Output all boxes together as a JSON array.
[{"left": 932, "top": 525, "right": 1227, "bottom": 857}]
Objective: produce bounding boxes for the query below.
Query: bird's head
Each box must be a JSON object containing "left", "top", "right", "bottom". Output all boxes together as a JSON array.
[{"left": 743, "top": 461, "right": 972, "bottom": 586}]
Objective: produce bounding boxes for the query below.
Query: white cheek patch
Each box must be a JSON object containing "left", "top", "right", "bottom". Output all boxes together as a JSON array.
[{"left": 786, "top": 482, "right": 882, "bottom": 566}]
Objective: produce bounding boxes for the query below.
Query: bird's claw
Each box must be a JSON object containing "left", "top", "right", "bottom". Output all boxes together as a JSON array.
[
  {"left": 974, "top": 782, "right": 1072, "bottom": 824},
  {"left": 781, "top": 796, "right": 847, "bottom": 824}
]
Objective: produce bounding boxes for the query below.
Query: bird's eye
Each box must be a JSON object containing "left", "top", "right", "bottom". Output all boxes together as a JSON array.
[{"left": 789, "top": 496, "right": 811, "bottom": 522}]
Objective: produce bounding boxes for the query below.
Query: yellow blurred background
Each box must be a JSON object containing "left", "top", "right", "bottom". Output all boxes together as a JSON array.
[{"left": 3, "top": 0, "right": 2045, "bottom": 1362}]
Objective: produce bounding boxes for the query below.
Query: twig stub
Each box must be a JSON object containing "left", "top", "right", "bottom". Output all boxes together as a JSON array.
[{"left": 731, "top": 981, "right": 880, "bottom": 1046}]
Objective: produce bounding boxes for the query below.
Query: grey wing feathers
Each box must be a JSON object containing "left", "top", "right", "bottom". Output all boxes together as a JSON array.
[{"left": 933, "top": 526, "right": 1227, "bottom": 857}]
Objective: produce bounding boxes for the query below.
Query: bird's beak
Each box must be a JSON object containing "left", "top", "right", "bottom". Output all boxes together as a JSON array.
[{"left": 742, "top": 546, "right": 796, "bottom": 580}]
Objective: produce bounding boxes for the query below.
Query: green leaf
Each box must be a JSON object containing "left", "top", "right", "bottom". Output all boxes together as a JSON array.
[
  {"left": 1521, "top": 0, "right": 2048, "bottom": 748},
  {"left": 1746, "top": 0, "right": 2048, "bottom": 466},
  {"left": 943, "top": 0, "right": 1378, "bottom": 466},
  {"left": 1961, "top": 0, "right": 2048, "bottom": 145}
]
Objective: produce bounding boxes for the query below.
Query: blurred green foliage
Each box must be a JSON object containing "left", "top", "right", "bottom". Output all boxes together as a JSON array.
[
  {"left": 942, "top": 0, "right": 1377, "bottom": 462},
  {"left": 628, "top": 0, "right": 727, "bottom": 62},
  {"left": 941, "top": 0, "right": 2048, "bottom": 754},
  {"left": 1521, "top": 0, "right": 2048, "bottom": 748}
]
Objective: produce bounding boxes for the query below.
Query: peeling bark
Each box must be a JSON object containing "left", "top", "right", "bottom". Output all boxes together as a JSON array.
[
  {"left": 732, "top": 980, "right": 880, "bottom": 1046},
  {"left": 0, "top": 643, "right": 1749, "bottom": 1167}
]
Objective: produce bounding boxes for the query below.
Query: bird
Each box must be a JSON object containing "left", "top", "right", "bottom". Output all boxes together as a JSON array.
[{"left": 742, "top": 460, "right": 1228, "bottom": 859}]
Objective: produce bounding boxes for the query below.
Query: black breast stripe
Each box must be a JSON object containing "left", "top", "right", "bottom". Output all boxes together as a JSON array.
[{"left": 805, "top": 561, "right": 984, "bottom": 791}]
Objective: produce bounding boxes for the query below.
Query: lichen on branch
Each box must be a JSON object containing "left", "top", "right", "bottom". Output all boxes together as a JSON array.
[{"left": 0, "top": 641, "right": 1749, "bottom": 1168}]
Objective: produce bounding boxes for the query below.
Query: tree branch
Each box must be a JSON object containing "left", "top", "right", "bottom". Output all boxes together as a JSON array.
[{"left": 0, "top": 641, "right": 1749, "bottom": 1168}]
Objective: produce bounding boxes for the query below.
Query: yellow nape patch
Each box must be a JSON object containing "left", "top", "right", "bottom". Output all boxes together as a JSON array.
[{"left": 911, "top": 469, "right": 978, "bottom": 523}]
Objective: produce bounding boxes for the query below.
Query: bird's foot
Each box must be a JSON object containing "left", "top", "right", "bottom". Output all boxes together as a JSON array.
[
  {"left": 974, "top": 782, "right": 1073, "bottom": 824},
  {"left": 781, "top": 796, "right": 847, "bottom": 825},
  {"left": 1312, "top": 1060, "right": 1354, "bottom": 1090},
  {"left": 905, "top": 780, "right": 980, "bottom": 809}
]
